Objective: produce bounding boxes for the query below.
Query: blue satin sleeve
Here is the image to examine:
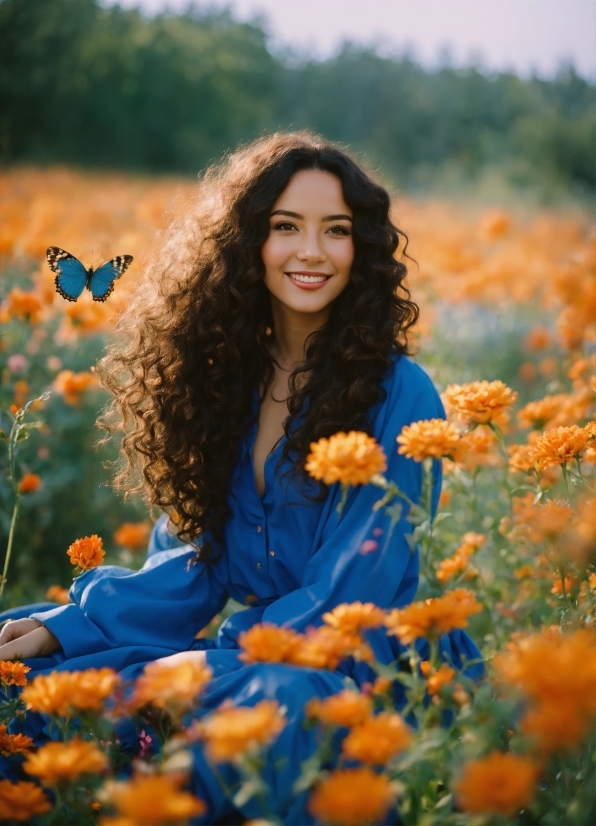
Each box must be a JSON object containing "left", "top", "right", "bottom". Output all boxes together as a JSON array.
[{"left": 29, "top": 517, "right": 229, "bottom": 659}]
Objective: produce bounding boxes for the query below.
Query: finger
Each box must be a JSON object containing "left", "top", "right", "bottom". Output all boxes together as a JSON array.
[
  {"left": 0, "top": 627, "right": 45, "bottom": 661},
  {"left": 0, "top": 619, "right": 39, "bottom": 645},
  {"left": 0, "top": 638, "right": 25, "bottom": 661},
  {"left": 0, "top": 622, "right": 18, "bottom": 645}
]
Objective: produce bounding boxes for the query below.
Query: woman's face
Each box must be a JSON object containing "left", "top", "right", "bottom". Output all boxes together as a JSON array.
[{"left": 261, "top": 169, "right": 354, "bottom": 317}]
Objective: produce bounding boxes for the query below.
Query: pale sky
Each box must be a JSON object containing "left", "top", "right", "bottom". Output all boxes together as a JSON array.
[{"left": 112, "top": 0, "right": 596, "bottom": 78}]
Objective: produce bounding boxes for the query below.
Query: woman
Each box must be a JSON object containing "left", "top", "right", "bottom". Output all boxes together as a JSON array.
[{"left": 0, "top": 133, "right": 481, "bottom": 823}]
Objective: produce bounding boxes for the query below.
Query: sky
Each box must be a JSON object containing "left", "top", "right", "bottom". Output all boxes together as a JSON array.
[{"left": 113, "top": 0, "right": 596, "bottom": 78}]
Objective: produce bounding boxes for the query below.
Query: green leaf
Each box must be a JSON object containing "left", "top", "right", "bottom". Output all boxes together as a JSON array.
[{"left": 233, "top": 776, "right": 267, "bottom": 808}]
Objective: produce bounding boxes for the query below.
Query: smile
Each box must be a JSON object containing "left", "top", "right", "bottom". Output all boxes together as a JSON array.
[{"left": 285, "top": 272, "right": 332, "bottom": 289}]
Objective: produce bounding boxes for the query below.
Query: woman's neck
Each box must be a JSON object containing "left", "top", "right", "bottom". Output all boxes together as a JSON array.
[{"left": 268, "top": 296, "right": 330, "bottom": 370}]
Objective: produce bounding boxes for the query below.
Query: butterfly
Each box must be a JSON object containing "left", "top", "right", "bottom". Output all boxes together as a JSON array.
[{"left": 46, "top": 246, "right": 133, "bottom": 303}]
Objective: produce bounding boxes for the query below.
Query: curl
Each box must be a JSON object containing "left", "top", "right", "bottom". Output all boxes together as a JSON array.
[{"left": 97, "top": 131, "right": 418, "bottom": 562}]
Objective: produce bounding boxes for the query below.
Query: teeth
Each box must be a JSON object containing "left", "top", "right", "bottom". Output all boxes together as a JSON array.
[{"left": 289, "top": 273, "right": 329, "bottom": 283}]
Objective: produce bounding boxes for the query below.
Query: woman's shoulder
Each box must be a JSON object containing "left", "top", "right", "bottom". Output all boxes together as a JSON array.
[
  {"left": 375, "top": 352, "right": 446, "bottom": 435},
  {"left": 385, "top": 351, "right": 441, "bottom": 397}
]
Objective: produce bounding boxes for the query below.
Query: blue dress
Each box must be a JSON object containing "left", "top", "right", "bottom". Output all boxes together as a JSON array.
[{"left": 3, "top": 354, "right": 482, "bottom": 824}]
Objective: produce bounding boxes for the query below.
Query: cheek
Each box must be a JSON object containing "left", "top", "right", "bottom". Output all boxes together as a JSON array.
[
  {"left": 333, "top": 240, "right": 355, "bottom": 276},
  {"left": 261, "top": 235, "right": 288, "bottom": 272}
]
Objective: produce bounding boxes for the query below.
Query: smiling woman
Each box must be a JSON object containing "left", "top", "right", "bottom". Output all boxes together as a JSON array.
[{"left": 0, "top": 132, "right": 482, "bottom": 824}]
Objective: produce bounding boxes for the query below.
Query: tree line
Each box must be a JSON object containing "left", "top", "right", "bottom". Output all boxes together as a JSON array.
[{"left": 1, "top": 0, "right": 594, "bottom": 193}]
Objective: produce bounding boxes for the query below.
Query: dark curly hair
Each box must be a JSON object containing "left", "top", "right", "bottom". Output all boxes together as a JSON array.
[{"left": 98, "top": 131, "right": 419, "bottom": 562}]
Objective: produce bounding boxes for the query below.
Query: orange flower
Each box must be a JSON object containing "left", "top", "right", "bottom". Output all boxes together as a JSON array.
[
  {"left": 479, "top": 208, "right": 511, "bottom": 239},
  {"left": 0, "top": 779, "right": 51, "bottom": 821},
  {"left": 22, "top": 668, "right": 119, "bottom": 716},
  {"left": 523, "top": 700, "right": 591, "bottom": 754},
  {"left": 436, "top": 553, "right": 471, "bottom": 583},
  {"left": 0, "top": 725, "right": 34, "bottom": 756},
  {"left": 287, "top": 626, "right": 372, "bottom": 670},
  {"left": 53, "top": 369, "right": 97, "bottom": 405},
  {"left": 459, "top": 532, "right": 486, "bottom": 552},
  {"left": 494, "top": 629, "right": 596, "bottom": 752},
  {"left": 238, "top": 623, "right": 301, "bottom": 664},
  {"left": 439, "top": 489, "right": 451, "bottom": 507},
  {"left": 508, "top": 442, "right": 537, "bottom": 473},
  {"left": 21, "top": 672, "right": 73, "bottom": 716},
  {"left": 342, "top": 712, "right": 412, "bottom": 764},
  {"left": 113, "top": 521, "right": 152, "bottom": 553},
  {"left": 305, "top": 431, "right": 387, "bottom": 486},
  {"left": 569, "top": 497, "right": 596, "bottom": 562},
  {"left": 0, "top": 660, "right": 30, "bottom": 687},
  {"left": 308, "top": 767, "right": 396, "bottom": 826},
  {"left": 523, "top": 326, "right": 551, "bottom": 351},
  {"left": 45, "top": 584, "right": 71, "bottom": 604},
  {"left": 442, "top": 380, "right": 518, "bottom": 425},
  {"left": 436, "top": 532, "right": 484, "bottom": 583},
  {"left": 194, "top": 699, "right": 286, "bottom": 763},
  {"left": 66, "top": 534, "right": 105, "bottom": 569},
  {"left": 99, "top": 774, "right": 206, "bottom": 825},
  {"left": 550, "top": 573, "right": 578, "bottom": 596},
  {"left": 322, "top": 602, "right": 385, "bottom": 634},
  {"left": 17, "top": 472, "right": 42, "bottom": 494},
  {"left": 68, "top": 668, "right": 120, "bottom": 712},
  {"left": 24, "top": 738, "right": 108, "bottom": 785},
  {"left": 305, "top": 690, "right": 373, "bottom": 728},
  {"left": 517, "top": 393, "right": 589, "bottom": 430},
  {"left": 448, "top": 425, "right": 499, "bottom": 472},
  {"left": 425, "top": 663, "right": 456, "bottom": 695},
  {"left": 396, "top": 418, "right": 461, "bottom": 461},
  {"left": 453, "top": 752, "right": 539, "bottom": 817},
  {"left": 385, "top": 589, "right": 482, "bottom": 644},
  {"left": 529, "top": 425, "right": 588, "bottom": 471},
  {"left": 533, "top": 499, "right": 574, "bottom": 542},
  {"left": 131, "top": 659, "right": 212, "bottom": 713},
  {"left": 5, "top": 288, "right": 43, "bottom": 323},
  {"left": 12, "top": 379, "right": 29, "bottom": 409}
]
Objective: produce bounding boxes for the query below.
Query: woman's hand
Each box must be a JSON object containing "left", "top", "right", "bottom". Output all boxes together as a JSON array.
[
  {"left": 0, "top": 618, "right": 60, "bottom": 660},
  {"left": 154, "top": 650, "right": 207, "bottom": 668}
]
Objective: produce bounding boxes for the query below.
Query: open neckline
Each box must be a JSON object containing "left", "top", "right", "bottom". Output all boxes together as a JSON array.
[{"left": 250, "top": 426, "right": 286, "bottom": 501}]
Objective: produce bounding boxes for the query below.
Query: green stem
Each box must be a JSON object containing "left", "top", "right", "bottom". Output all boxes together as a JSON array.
[
  {"left": 561, "top": 463, "right": 571, "bottom": 498},
  {"left": 0, "top": 495, "right": 20, "bottom": 603}
]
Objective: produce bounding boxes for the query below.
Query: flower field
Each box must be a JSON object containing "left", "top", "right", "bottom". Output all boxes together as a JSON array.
[{"left": 0, "top": 166, "right": 595, "bottom": 824}]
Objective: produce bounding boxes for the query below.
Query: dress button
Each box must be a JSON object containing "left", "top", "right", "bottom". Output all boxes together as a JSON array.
[
  {"left": 269, "top": 550, "right": 275, "bottom": 557},
  {"left": 256, "top": 526, "right": 262, "bottom": 533},
  {"left": 256, "top": 563, "right": 261, "bottom": 569}
]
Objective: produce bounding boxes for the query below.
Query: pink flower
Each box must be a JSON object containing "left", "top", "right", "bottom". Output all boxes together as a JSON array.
[
  {"left": 359, "top": 540, "right": 379, "bottom": 555},
  {"left": 138, "top": 729, "right": 153, "bottom": 758},
  {"left": 8, "top": 354, "right": 29, "bottom": 374}
]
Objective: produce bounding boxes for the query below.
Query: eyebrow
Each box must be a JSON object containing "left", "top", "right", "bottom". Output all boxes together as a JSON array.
[{"left": 270, "top": 209, "right": 353, "bottom": 222}]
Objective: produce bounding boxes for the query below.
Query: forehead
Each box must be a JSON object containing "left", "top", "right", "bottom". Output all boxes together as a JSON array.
[{"left": 272, "top": 169, "right": 351, "bottom": 216}]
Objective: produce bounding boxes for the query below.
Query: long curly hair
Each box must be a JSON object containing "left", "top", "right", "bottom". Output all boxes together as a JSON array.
[{"left": 98, "top": 132, "right": 419, "bottom": 562}]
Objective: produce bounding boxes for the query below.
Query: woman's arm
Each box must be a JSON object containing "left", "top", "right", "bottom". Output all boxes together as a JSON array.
[{"left": 4, "top": 516, "right": 228, "bottom": 660}]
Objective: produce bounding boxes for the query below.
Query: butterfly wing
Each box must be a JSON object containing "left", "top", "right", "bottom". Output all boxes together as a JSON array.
[
  {"left": 47, "top": 246, "right": 88, "bottom": 302},
  {"left": 89, "top": 255, "right": 134, "bottom": 302}
]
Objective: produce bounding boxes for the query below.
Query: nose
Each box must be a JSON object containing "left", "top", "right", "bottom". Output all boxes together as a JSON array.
[{"left": 296, "top": 228, "right": 326, "bottom": 263}]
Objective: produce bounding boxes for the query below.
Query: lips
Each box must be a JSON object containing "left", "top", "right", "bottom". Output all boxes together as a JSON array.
[{"left": 285, "top": 271, "right": 332, "bottom": 290}]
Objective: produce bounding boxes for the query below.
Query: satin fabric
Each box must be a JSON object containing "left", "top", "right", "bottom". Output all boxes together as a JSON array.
[{"left": 2, "top": 354, "right": 483, "bottom": 824}]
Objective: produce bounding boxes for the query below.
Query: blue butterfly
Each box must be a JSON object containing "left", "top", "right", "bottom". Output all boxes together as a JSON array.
[{"left": 46, "top": 246, "right": 133, "bottom": 303}]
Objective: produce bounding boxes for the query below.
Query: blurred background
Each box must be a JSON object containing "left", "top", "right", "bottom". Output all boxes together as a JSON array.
[
  {"left": 1, "top": 0, "right": 594, "bottom": 199},
  {"left": 0, "top": 0, "right": 594, "bottom": 600}
]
